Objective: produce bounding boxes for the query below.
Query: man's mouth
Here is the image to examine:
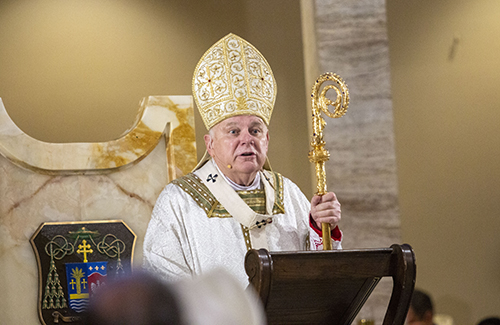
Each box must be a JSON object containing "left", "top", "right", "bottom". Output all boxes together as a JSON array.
[{"left": 240, "top": 152, "right": 255, "bottom": 157}]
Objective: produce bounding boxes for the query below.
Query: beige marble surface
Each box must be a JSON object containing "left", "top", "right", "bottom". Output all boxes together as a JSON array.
[
  {"left": 0, "top": 95, "right": 196, "bottom": 324},
  {"left": 313, "top": 0, "right": 401, "bottom": 323}
]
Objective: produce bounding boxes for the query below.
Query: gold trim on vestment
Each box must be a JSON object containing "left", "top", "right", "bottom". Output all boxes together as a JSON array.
[{"left": 172, "top": 172, "right": 285, "bottom": 219}]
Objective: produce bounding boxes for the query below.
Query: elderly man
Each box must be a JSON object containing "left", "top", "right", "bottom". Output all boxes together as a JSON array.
[{"left": 143, "top": 33, "right": 342, "bottom": 286}]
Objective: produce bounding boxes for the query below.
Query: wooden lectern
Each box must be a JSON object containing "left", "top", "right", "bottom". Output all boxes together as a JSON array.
[{"left": 245, "top": 244, "right": 416, "bottom": 325}]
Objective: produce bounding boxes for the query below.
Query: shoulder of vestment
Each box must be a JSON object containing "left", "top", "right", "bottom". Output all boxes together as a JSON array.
[{"left": 171, "top": 171, "right": 286, "bottom": 218}]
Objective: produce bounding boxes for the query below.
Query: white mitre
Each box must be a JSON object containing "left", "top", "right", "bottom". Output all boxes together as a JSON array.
[{"left": 192, "top": 33, "right": 277, "bottom": 130}]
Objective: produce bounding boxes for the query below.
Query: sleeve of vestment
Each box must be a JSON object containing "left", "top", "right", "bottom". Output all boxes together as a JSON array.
[
  {"left": 143, "top": 184, "right": 194, "bottom": 282},
  {"left": 280, "top": 176, "right": 342, "bottom": 251},
  {"left": 309, "top": 217, "right": 343, "bottom": 250}
]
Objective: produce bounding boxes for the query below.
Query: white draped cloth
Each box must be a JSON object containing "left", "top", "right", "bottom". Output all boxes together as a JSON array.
[{"left": 143, "top": 163, "right": 342, "bottom": 286}]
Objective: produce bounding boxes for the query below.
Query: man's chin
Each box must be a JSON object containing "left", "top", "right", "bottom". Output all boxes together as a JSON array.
[{"left": 234, "top": 161, "right": 262, "bottom": 173}]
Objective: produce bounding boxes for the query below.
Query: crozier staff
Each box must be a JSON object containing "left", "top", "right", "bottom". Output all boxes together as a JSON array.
[{"left": 143, "top": 33, "right": 342, "bottom": 286}]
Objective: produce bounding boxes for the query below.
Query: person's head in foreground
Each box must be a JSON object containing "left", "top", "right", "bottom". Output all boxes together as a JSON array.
[
  {"left": 84, "top": 269, "right": 265, "bottom": 325},
  {"left": 477, "top": 317, "right": 500, "bottom": 325},
  {"left": 84, "top": 271, "right": 182, "bottom": 325},
  {"left": 406, "top": 289, "right": 434, "bottom": 325}
]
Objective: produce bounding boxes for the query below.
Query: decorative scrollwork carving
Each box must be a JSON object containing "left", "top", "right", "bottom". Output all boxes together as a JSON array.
[
  {"left": 96, "top": 234, "right": 126, "bottom": 259},
  {"left": 45, "top": 235, "right": 74, "bottom": 260}
]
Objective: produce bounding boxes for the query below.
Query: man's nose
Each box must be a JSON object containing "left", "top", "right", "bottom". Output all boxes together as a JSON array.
[{"left": 239, "top": 130, "right": 254, "bottom": 144}]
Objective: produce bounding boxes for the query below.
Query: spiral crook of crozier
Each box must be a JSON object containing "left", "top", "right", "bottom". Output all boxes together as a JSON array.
[{"left": 312, "top": 72, "right": 349, "bottom": 120}]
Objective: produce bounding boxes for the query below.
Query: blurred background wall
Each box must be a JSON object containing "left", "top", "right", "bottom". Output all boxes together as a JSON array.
[
  {"left": 386, "top": 1, "right": 500, "bottom": 323},
  {"left": 0, "top": 0, "right": 312, "bottom": 194}
]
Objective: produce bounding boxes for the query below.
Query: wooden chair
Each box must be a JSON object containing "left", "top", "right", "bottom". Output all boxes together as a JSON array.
[{"left": 245, "top": 244, "right": 416, "bottom": 325}]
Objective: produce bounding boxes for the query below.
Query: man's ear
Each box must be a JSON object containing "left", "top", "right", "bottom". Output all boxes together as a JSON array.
[
  {"left": 204, "top": 134, "right": 213, "bottom": 156},
  {"left": 264, "top": 130, "right": 270, "bottom": 152}
]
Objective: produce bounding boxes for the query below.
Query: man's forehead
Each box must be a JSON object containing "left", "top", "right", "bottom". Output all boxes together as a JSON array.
[{"left": 217, "top": 115, "right": 266, "bottom": 128}]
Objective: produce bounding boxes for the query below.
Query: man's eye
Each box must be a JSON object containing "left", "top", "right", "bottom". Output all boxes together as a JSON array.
[{"left": 229, "top": 130, "right": 237, "bottom": 134}]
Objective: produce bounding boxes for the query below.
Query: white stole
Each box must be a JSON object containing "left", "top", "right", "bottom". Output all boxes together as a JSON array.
[{"left": 195, "top": 161, "right": 275, "bottom": 249}]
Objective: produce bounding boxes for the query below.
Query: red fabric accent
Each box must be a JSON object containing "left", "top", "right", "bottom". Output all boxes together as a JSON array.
[
  {"left": 309, "top": 214, "right": 322, "bottom": 236},
  {"left": 331, "top": 225, "right": 342, "bottom": 241},
  {"left": 309, "top": 214, "right": 342, "bottom": 241}
]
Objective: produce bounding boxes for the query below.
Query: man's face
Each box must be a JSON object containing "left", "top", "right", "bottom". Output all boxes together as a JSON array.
[{"left": 204, "top": 115, "right": 269, "bottom": 185}]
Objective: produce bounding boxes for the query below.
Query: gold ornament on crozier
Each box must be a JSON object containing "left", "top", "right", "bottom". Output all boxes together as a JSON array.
[{"left": 308, "top": 72, "right": 349, "bottom": 250}]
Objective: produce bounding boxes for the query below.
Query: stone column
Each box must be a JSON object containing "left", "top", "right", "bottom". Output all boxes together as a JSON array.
[{"left": 306, "top": 0, "right": 402, "bottom": 322}]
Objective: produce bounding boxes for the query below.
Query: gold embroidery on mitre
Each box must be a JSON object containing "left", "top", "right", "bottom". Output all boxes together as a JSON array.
[{"left": 192, "top": 33, "right": 277, "bottom": 129}]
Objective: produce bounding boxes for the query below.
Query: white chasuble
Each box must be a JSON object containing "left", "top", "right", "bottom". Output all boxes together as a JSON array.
[{"left": 143, "top": 161, "right": 341, "bottom": 286}]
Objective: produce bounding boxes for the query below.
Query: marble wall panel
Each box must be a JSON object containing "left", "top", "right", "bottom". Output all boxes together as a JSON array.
[
  {"left": 0, "top": 95, "right": 196, "bottom": 324},
  {"left": 313, "top": 0, "right": 401, "bottom": 323}
]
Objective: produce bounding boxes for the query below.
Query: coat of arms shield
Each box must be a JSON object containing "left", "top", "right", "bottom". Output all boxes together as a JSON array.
[{"left": 30, "top": 220, "right": 136, "bottom": 325}]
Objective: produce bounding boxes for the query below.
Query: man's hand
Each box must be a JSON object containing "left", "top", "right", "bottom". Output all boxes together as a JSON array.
[{"left": 310, "top": 192, "right": 341, "bottom": 229}]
